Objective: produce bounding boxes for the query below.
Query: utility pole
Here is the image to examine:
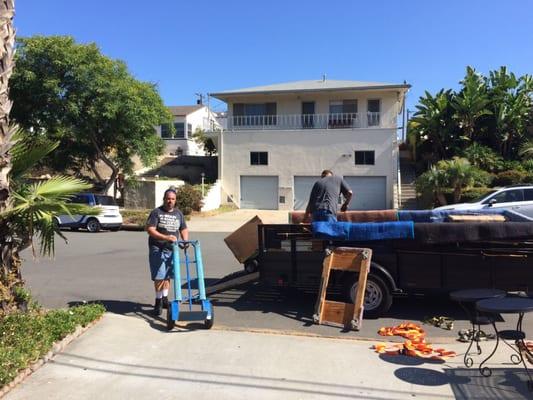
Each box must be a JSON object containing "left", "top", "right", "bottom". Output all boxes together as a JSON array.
[{"left": 195, "top": 93, "right": 204, "bottom": 105}]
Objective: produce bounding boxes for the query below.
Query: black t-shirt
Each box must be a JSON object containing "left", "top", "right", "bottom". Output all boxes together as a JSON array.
[
  {"left": 146, "top": 206, "right": 187, "bottom": 248},
  {"left": 308, "top": 175, "right": 351, "bottom": 215}
]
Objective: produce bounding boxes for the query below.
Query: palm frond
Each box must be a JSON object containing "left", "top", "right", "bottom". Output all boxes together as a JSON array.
[
  {"left": 32, "top": 176, "right": 92, "bottom": 201},
  {"left": 10, "top": 129, "right": 60, "bottom": 181}
]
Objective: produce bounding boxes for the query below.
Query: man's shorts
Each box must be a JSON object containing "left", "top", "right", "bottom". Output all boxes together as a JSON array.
[{"left": 148, "top": 245, "right": 174, "bottom": 281}]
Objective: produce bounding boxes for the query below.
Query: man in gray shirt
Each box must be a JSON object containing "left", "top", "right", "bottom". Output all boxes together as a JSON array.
[{"left": 304, "top": 170, "right": 353, "bottom": 222}]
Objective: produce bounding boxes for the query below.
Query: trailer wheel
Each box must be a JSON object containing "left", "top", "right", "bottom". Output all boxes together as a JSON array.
[
  {"left": 244, "top": 259, "right": 259, "bottom": 274},
  {"left": 344, "top": 273, "right": 392, "bottom": 318},
  {"left": 166, "top": 307, "right": 175, "bottom": 331},
  {"left": 204, "top": 307, "right": 214, "bottom": 329}
]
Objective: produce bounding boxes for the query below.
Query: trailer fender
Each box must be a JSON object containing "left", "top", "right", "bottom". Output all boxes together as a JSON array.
[{"left": 369, "top": 261, "right": 399, "bottom": 293}]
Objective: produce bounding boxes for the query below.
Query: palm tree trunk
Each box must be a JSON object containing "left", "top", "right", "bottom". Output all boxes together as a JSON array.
[{"left": 0, "top": 0, "right": 18, "bottom": 312}]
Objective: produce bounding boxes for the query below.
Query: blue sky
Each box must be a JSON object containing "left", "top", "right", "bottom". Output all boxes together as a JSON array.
[{"left": 16, "top": 0, "right": 533, "bottom": 114}]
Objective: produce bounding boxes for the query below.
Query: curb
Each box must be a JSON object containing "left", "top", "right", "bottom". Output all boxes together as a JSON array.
[{"left": 0, "top": 315, "right": 104, "bottom": 399}]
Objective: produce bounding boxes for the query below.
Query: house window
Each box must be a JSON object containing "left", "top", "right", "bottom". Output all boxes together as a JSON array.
[
  {"left": 161, "top": 123, "right": 172, "bottom": 138},
  {"left": 250, "top": 151, "right": 268, "bottom": 165},
  {"left": 367, "top": 99, "right": 380, "bottom": 126},
  {"left": 329, "top": 100, "right": 357, "bottom": 128},
  {"left": 161, "top": 122, "right": 185, "bottom": 139},
  {"left": 354, "top": 151, "right": 375, "bottom": 165},
  {"left": 234, "top": 103, "right": 277, "bottom": 126},
  {"left": 187, "top": 123, "right": 193, "bottom": 138}
]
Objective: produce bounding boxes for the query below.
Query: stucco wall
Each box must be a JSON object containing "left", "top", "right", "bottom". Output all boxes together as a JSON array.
[
  {"left": 221, "top": 129, "right": 397, "bottom": 210},
  {"left": 124, "top": 179, "right": 185, "bottom": 209}
]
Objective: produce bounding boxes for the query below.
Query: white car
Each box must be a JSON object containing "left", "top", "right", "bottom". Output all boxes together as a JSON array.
[
  {"left": 55, "top": 193, "right": 123, "bottom": 232},
  {"left": 434, "top": 185, "right": 533, "bottom": 219}
]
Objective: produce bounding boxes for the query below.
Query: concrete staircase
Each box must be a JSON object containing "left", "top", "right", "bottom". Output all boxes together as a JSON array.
[{"left": 399, "top": 160, "right": 419, "bottom": 209}]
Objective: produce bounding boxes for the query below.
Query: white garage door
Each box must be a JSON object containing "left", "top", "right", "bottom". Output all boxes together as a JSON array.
[
  {"left": 240, "top": 176, "right": 279, "bottom": 209},
  {"left": 293, "top": 176, "right": 321, "bottom": 210},
  {"left": 343, "top": 176, "right": 387, "bottom": 210}
]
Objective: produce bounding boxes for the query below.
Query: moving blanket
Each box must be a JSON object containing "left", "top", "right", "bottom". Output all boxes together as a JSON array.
[
  {"left": 414, "top": 222, "right": 533, "bottom": 244},
  {"left": 312, "top": 221, "right": 415, "bottom": 241},
  {"left": 397, "top": 209, "right": 531, "bottom": 223},
  {"left": 289, "top": 210, "right": 398, "bottom": 224}
]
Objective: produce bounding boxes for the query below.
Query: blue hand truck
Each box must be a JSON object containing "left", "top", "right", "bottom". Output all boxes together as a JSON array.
[{"left": 166, "top": 240, "right": 214, "bottom": 330}]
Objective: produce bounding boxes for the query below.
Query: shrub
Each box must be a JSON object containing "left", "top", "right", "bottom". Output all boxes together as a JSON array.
[
  {"left": 460, "top": 187, "right": 494, "bottom": 202},
  {"left": 461, "top": 143, "right": 503, "bottom": 173},
  {"left": 521, "top": 159, "right": 533, "bottom": 173},
  {"left": 492, "top": 170, "right": 526, "bottom": 186},
  {"left": 175, "top": 184, "right": 202, "bottom": 215}
]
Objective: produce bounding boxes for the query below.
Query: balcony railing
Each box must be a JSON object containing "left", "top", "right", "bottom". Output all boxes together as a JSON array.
[{"left": 220, "top": 112, "right": 381, "bottom": 131}]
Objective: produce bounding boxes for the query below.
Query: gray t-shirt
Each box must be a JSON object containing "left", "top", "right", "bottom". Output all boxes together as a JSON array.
[
  {"left": 308, "top": 175, "right": 351, "bottom": 215},
  {"left": 146, "top": 206, "right": 187, "bottom": 248}
]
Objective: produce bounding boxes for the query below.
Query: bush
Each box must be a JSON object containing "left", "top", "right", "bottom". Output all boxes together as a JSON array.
[
  {"left": 121, "top": 209, "right": 150, "bottom": 225},
  {"left": 0, "top": 303, "right": 105, "bottom": 387},
  {"left": 492, "top": 170, "right": 526, "bottom": 186},
  {"left": 461, "top": 143, "right": 503, "bottom": 172},
  {"left": 460, "top": 187, "right": 494, "bottom": 202},
  {"left": 176, "top": 184, "right": 202, "bottom": 215}
]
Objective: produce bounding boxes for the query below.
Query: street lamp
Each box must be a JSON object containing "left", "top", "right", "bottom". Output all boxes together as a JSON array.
[{"left": 201, "top": 172, "right": 205, "bottom": 197}]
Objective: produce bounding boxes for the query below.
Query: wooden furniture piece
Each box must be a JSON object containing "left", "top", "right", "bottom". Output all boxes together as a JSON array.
[{"left": 313, "top": 247, "right": 372, "bottom": 331}]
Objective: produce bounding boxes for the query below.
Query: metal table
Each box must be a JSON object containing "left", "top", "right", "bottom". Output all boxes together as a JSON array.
[
  {"left": 477, "top": 297, "right": 533, "bottom": 391},
  {"left": 450, "top": 289, "right": 507, "bottom": 367}
]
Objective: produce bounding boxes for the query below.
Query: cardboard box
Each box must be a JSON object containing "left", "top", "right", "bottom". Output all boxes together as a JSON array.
[{"left": 224, "top": 216, "right": 263, "bottom": 263}]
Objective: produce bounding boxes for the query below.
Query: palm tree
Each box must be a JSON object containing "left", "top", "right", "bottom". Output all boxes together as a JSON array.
[
  {"left": 416, "top": 165, "right": 449, "bottom": 206},
  {"left": 452, "top": 67, "right": 491, "bottom": 140},
  {"left": 438, "top": 157, "right": 477, "bottom": 203},
  {"left": 0, "top": 0, "right": 17, "bottom": 312}
]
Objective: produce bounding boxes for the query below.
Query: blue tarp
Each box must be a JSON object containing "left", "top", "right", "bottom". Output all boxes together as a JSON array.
[{"left": 312, "top": 221, "right": 415, "bottom": 241}]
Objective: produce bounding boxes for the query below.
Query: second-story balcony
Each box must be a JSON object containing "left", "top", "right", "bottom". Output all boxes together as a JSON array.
[{"left": 219, "top": 112, "right": 382, "bottom": 131}]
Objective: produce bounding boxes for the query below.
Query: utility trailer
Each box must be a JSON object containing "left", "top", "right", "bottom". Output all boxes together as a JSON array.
[{"left": 256, "top": 223, "right": 533, "bottom": 317}]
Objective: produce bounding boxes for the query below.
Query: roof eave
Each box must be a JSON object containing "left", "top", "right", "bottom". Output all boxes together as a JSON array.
[{"left": 210, "top": 84, "right": 412, "bottom": 101}]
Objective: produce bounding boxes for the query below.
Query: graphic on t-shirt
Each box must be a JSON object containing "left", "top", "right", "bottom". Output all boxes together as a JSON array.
[{"left": 157, "top": 214, "right": 180, "bottom": 233}]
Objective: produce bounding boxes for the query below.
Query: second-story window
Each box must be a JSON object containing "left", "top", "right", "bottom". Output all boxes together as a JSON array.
[
  {"left": 329, "top": 100, "right": 357, "bottom": 128},
  {"left": 187, "top": 123, "right": 193, "bottom": 138},
  {"left": 367, "top": 99, "right": 380, "bottom": 127},
  {"left": 161, "top": 123, "right": 172, "bottom": 138},
  {"left": 250, "top": 151, "right": 268, "bottom": 165},
  {"left": 161, "top": 122, "right": 185, "bottom": 139},
  {"left": 354, "top": 151, "right": 375, "bottom": 165},
  {"left": 174, "top": 123, "right": 185, "bottom": 138},
  {"left": 234, "top": 103, "right": 277, "bottom": 126}
]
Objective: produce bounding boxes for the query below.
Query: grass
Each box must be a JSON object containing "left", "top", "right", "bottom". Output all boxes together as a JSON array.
[{"left": 0, "top": 302, "right": 106, "bottom": 387}]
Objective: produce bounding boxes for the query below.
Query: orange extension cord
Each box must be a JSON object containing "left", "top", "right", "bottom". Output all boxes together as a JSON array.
[{"left": 373, "top": 322, "right": 456, "bottom": 360}]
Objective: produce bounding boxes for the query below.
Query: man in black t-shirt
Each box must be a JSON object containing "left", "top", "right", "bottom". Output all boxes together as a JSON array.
[
  {"left": 303, "top": 170, "right": 353, "bottom": 222},
  {"left": 146, "top": 188, "right": 189, "bottom": 316}
]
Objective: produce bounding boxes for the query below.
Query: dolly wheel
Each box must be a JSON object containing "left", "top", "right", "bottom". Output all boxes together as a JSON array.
[
  {"left": 204, "top": 307, "right": 214, "bottom": 329},
  {"left": 166, "top": 307, "right": 175, "bottom": 331}
]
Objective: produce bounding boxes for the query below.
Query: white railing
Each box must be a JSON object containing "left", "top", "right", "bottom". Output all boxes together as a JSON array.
[{"left": 214, "top": 112, "right": 382, "bottom": 131}]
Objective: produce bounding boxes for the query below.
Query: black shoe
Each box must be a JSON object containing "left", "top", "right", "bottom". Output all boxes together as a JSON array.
[
  {"left": 162, "top": 296, "right": 169, "bottom": 309},
  {"left": 153, "top": 298, "right": 162, "bottom": 316}
]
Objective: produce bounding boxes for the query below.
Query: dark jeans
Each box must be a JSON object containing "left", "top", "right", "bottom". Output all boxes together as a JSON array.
[{"left": 312, "top": 209, "right": 337, "bottom": 222}]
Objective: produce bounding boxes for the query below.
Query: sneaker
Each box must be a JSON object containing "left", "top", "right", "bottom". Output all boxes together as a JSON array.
[
  {"left": 162, "top": 296, "right": 169, "bottom": 309},
  {"left": 153, "top": 298, "right": 162, "bottom": 316}
]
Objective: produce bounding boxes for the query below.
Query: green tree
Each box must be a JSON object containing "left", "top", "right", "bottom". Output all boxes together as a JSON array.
[
  {"left": 416, "top": 165, "right": 449, "bottom": 206},
  {"left": 1, "top": 130, "right": 96, "bottom": 312},
  {"left": 452, "top": 66, "right": 491, "bottom": 141},
  {"left": 192, "top": 128, "right": 217, "bottom": 156},
  {"left": 439, "top": 157, "right": 479, "bottom": 203},
  {"left": 9, "top": 36, "right": 173, "bottom": 193}
]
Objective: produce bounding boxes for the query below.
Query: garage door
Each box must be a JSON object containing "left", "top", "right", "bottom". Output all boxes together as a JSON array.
[
  {"left": 293, "top": 176, "right": 321, "bottom": 210},
  {"left": 240, "top": 176, "right": 279, "bottom": 209},
  {"left": 343, "top": 176, "right": 387, "bottom": 210}
]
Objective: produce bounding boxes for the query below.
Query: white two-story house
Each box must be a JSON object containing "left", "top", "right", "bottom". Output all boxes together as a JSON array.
[
  {"left": 210, "top": 79, "right": 410, "bottom": 210},
  {"left": 156, "top": 105, "right": 221, "bottom": 156}
]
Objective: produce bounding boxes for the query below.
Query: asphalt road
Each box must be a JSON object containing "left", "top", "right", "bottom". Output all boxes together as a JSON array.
[{"left": 21, "top": 230, "right": 533, "bottom": 341}]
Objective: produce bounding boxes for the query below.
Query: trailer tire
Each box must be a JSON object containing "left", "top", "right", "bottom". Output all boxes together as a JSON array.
[
  {"left": 166, "top": 308, "right": 175, "bottom": 331},
  {"left": 343, "top": 273, "right": 392, "bottom": 318},
  {"left": 205, "top": 307, "right": 214, "bottom": 329}
]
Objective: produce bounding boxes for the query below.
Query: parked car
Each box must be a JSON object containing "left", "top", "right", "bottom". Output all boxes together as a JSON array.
[
  {"left": 433, "top": 185, "right": 533, "bottom": 219},
  {"left": 55, "top": 193, "right": 123, "bottom": 232}
]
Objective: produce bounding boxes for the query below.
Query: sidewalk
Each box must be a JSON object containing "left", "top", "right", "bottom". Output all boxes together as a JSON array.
[
  {"left": 187, "top": 209, "right": 289, "bottom": 232},
  {"left": 4, "top": 313, "right": 532, "bottom": 399}
]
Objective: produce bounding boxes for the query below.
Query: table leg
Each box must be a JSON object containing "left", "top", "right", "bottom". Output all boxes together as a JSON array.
[
  {"left": 515, "top": 313, "right": 533, "bottom": 391},
  {"left": 479, "top": 320, "right": 499, "bottom": 377}
]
